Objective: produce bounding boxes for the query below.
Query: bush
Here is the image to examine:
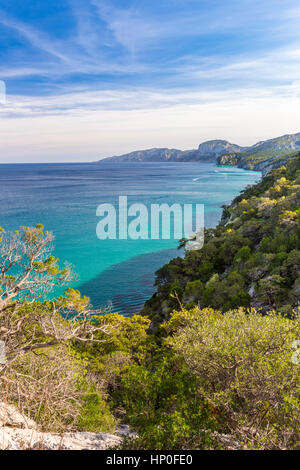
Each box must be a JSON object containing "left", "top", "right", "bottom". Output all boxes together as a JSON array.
[
  {"left": 78, "top": 385, "right": 116, "bottom": 433},
  {"left": 116, "top": 353, "right": 218, "bottom": 450},
  {"left": 3, "top": 346, "right": 85, "bottom": 432},
  {"left": 166, "top": 307, "right": 300, "bottom": 449}
]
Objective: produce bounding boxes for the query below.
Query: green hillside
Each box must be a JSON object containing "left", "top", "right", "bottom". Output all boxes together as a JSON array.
[
  {"left": 143, "top": 152, "right": 300, "bottom": 326},
  {"left": 218, "top": 149, "right": 298, "bottom": 172}
]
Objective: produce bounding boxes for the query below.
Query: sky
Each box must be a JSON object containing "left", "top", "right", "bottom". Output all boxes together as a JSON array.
[{"left": 0, "top": 0, "right": 300, "bottom": 162}]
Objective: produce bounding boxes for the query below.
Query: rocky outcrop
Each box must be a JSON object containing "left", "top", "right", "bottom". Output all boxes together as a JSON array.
[
  {"left": 0, "top": 402, "right": 121, "bottom": 450},
  {"left": 197, "top": 140, "right": 243, "bottom": 158},
  {"left": 0, "top": 427, "right": 121, "bottom": 450},
  {"left": 250, "top": 132, "right": 300, "bottom": 152},
  {"left": 99, "top": 148, "right": 185, "bottom": 163},
  {"left": 0, "top": 402, "right": 244, "bottom": 450},
  {"left": 0, "top": 428, "right": 21, "bottom": 450},
  {"left": 259, "top": 157, "right": 290, "bottom": 177},
  {"left": 217, "top": 152, "right": 241, "bottom": 167},
  {"left": 218, "top": 152, "right": 292, "bottom": 174},
  {"left": 0, "top": 402, "right": 37, "bottom": 430},
  {"left": 217, "top": 133, "right": 300, "bottom": 172}
]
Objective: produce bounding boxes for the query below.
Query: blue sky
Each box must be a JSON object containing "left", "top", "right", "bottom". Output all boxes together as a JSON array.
[{"left": 0, "top": 0, "right": 300, "bottom": 161}]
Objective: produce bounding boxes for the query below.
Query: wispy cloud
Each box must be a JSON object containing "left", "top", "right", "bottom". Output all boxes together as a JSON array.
[
  {"left": 90, "top": 0, "right": 242, "bottom": 55},
  {"left": 171, "top": 46, "right": 300, "bottom": 86},
  {"left": 0, "top": 0, "right": 300, "bottom": 161},
  {"left": 1, "top": 1, "right": 300, "bottom": 86},
  {"left": 1, "top": 90, "right": 299, "bottom": 163},
  {"left": 1, "top": 78, "right": 299, "bottom": 121}
]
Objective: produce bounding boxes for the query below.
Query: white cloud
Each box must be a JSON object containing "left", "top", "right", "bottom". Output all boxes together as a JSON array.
[
  {"left": 0, "top": 87, "right": 299, "bottom": 162},
  {"left": 0, "top": 1, "right": 300, "bottom": 162},
  {"left": 171, "top": 46, "right": 300, "bottom": 85},
  {"left": 0, "top": 79, "right": 297, "bottom": 117}
]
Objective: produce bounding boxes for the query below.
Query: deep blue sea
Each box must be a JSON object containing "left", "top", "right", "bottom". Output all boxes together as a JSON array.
[{"left": 0, "top": 162, "right": 260, "bottom": 314}]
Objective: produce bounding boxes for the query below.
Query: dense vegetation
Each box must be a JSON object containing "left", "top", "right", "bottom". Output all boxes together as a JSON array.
[
  {"left": 1, "top": 155, "right": 300, "bottom": 450},
  {"left": 143, "top": 153, "right": 300, "bottom": 327},
  {"left": 73, "top": 307, "right": 300, "bottom": 450},
  {"left": 218, "top": 148, "right": 298, "bottom": 171}
]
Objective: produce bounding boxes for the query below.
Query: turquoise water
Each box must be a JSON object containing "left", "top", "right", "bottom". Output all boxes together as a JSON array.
[{"left": 0, "top": 162, "right": 260, "bottom": 314}]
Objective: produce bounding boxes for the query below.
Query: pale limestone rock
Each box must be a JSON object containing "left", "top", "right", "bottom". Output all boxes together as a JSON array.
[
  {"left": 2, "top": 427, "right": 121, "bottom": 450},
  {"left": 0, "top": 402, "right": 37, "bottom": 430},
  {"left": 0, "top": 428, "right": 21, "bottom": 450},
  {"left": 0, "top": 401, "right": 122, "bottom": 450}
]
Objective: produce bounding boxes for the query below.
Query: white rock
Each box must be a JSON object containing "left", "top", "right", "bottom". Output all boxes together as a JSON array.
[
  {"left": 248, "top": 284, "right": 255, "bottom": 298},
  {"left": 0, "top": 402, "right": 37, "bottom": 430},
  {"left": 116, "top": 424, "right": 138, "bottom": 439},
  {"left": 0, "top": 428, "right": 21, "bottom": 450},
  {"left": 2, "top": 428, "right": 121, "bottom": 450},
  {"left": 0, "top": 401, "right": 122, "bottom": 450}
]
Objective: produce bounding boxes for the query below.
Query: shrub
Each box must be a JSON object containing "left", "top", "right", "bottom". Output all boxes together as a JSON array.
[
  {"left": 166, "top": 307, "right": 300, "bottom": 449},
  {"left": 116, "top": 353, "right": 218, "bottom": 450}
]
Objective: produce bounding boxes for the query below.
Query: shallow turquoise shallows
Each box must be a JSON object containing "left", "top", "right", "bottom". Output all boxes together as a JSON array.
[{"left": 0, "top": 162, "right": 260, "bottom": 314}]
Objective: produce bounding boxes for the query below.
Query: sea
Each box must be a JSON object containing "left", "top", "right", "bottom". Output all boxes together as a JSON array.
[{"left": 0, "top": 162, "right": 260, "bottom": 315}]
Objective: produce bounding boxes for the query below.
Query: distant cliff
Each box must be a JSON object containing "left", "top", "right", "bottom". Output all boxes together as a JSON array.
[
  {"left": 217, "top": 149, "right": 299, "bottom": 175},
  {"left": 217, "top": 132, "right": 300, "bottom": 174},
  {"left": 98, "top": 140, "right": 245, "bottom": 163},
  {"left": 98, "top": 132, "right": 300, "bottom": 168}
]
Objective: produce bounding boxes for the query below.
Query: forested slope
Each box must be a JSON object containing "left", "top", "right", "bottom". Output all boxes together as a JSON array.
[{"left": 143, "top": 153, "right": 300, "bottom": 326}]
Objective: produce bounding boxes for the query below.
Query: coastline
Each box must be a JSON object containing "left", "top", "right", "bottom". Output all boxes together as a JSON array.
[
  {"left": 78, "top": 164, "right": 261, "bottom": 313},
  {"left": 0, "top": 161, "right": 260, "bottom": 314}
]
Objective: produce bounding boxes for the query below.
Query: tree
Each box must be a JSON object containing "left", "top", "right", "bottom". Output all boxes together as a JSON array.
[
  {"left": 0, "top": 226, "right": 116, "bottom": 431},
  {"left": 0, "top": 224, "right": 71, "bottom": 310},
  {"left": 256, "top": 274, "right": 286, "bottom": 308},
  {"left": 0, "top": 226, "right": 114, "bottom": 363}
]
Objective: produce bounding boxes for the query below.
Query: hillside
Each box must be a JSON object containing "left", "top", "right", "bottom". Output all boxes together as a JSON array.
[
  {"left": 98, "top": 132, "right": 300, "bottom": 167},
  {"left": 142, "top": 153, "right": 300, "bottom": 327},
  {"left": 217, "top": 132, "right": 300, "bottom": 174},
  {"left": 218, "top": 149, "right": 299, "bottom": 175},
  {"left": 251, "top": 132, "right": 300, "bottom": 151},
  {"left": 98, "top": 140, "right": 243, "bottom": 163}
]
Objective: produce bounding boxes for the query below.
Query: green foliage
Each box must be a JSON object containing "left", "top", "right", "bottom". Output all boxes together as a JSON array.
[
  {"left": 166, "top": 307, "right": 300, "bottom": 449},
  {"left": 219, "top": 149, "right": 299, "bottom": 171},
  {"left": 78, "top": 384, "right": 116, "bottom": 433},
  {"left": 74, "top": 312, "right": 219, "bottom": 450},
  {"left": 113, "top": 353, "right": 217, "bottom": 449},
  {"left": 143, "top": 154, "right": 300, "bottom": 325},
  {"left": 0, "top": 224, "right": 72, "bottom": 305},
  {"left": 76, "top": 303, "right": 300, "bottom": 449}
]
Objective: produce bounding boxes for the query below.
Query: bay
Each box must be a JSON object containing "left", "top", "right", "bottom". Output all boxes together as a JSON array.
[{"left": 0, "top": 162, "right": 260, "bottom": 314}]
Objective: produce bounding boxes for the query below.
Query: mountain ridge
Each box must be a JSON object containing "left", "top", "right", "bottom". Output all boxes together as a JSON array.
[
  {"left": 97, "top": 132, "right": 300, "bottom": 168},
  {"left": 98, "top": 139, "right": 244, "bottom": 164}
]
